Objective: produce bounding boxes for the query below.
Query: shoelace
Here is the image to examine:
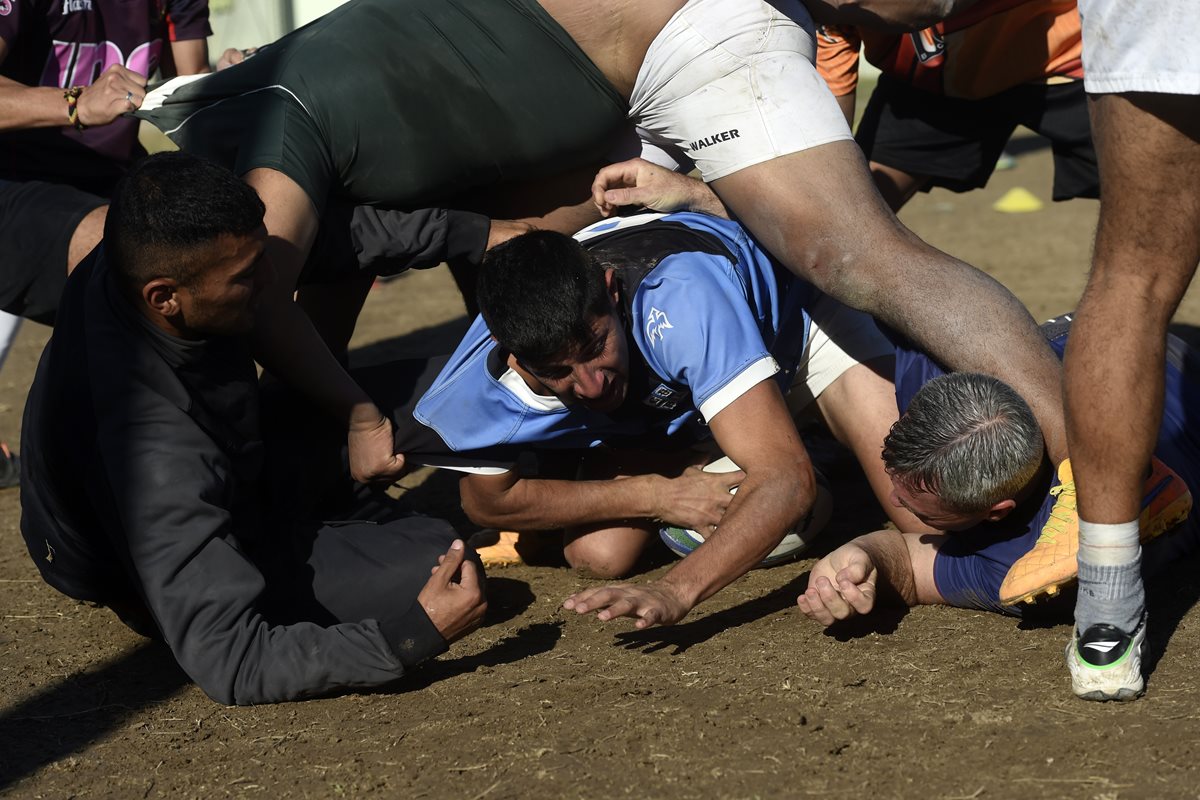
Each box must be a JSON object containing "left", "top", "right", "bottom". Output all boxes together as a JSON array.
[{"left": 1037, "top": 480, "right": 1077, "bottom": 544}]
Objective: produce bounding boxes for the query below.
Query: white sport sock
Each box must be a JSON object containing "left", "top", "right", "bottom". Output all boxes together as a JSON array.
[{"left": 1077, "top": 519, "right": 1144, "bottom": 634}]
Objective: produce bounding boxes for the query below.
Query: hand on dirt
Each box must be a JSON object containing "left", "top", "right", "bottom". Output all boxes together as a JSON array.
[
  {"left": 796, "top": 544, "right": 879, "bottom": 626},
  {"left": 563, "top": 580, "right": 690, "bottom": 629},
  {"left": 486, "top": 219, "right": 535, "bottom": 250},
  {"left": 418, "top": 540, "right": 487, "bottom": 643},
  {"left": 77, "top": 65, "right": 147, "bottom": 127},
  {"left": 651, "top": 467, "right": 744, "bottom": 531},
  {"left": 347, "top": 411, "right": 407, "bottom": 484},
  {"left": 591, "top": 158, "right": 728, "bottom": 219}
]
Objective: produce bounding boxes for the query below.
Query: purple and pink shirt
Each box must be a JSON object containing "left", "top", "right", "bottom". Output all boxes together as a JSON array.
[{"left": 0, "top": 0, "right": 210, "bottom": 191}]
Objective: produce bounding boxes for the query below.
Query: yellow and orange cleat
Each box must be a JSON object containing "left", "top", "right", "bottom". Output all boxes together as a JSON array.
[
  {"left": 469, "top": 530, "right": 525, "bottom": 567},
  {"left": 999, "top": 458, "right": 1193, "bottom": 606}
]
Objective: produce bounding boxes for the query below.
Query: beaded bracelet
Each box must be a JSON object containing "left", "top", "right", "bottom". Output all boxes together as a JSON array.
[{"left": 63, "top": 86, "right": 87, "bottom": 132}]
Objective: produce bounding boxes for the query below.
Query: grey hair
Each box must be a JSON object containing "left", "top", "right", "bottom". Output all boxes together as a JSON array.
[{"left": 883, "top": 373, "right": 1044, "bottom": 513}]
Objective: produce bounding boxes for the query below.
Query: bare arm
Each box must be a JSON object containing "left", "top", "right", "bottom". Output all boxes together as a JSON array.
[
  {"left": 0, "top": 40, "right": 147, "bottom": 131},
  {"left": 167, "top": 38, "right": 212, "bottom": 77},
  {"left": 814, "top": 359, "right": 934, "bottom": 533},
  {"left": 460, "top": 465, "right": 741, "bottom": 532},
  {"left": 564, "top": 379, "right": 813, "bottom": 628},
  {"left": 835, "top": 90, "right": 856, "bottom": 129},
  {"left": 242, "top": 168, "right": 405, "bottom": 482},
  {"left": 797, "top": 529, "right": 945, "bottom": 625},
  {"left": 804, "top": 0, "right": 983, "bottom": 31}
]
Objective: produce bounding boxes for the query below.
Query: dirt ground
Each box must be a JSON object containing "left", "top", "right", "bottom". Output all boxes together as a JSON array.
[{"left": 3, "top": 138, "right": 1200, "bottom": 800}]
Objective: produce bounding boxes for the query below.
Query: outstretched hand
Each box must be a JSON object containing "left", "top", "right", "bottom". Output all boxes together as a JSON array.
[
  {"left": 563, "top": 580, "right": 691, "bottom": 630},
  {"left": 591, "top": 158, "right": 728, "bottom": 219},
  {"left": 419, "top": 540, "right": 487, "bottom": 643},
  {"left": 347, "top": 411, "right": 407, "bottom": 484},
  {"left": 796, "top": 544, "right": 879, "bottom": 626},
  {"left": 651, "top": 466, "right": 744, "bottom": 532}
]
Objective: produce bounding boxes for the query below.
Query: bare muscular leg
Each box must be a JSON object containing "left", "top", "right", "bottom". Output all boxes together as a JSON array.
[
  {"left": 709, "top": 140, "right": 1068, "bottom": 464},
  {"left": 1065, "top": 93, "right": 1200, "bottom": 563}
]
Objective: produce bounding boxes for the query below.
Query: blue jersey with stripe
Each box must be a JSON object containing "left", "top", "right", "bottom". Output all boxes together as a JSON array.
[
  {"left": 414, "top": 213, "right": 815, "bottom": 454},
  {"left": 899, "top": 324, "right": 1200, "bottom": 616}
]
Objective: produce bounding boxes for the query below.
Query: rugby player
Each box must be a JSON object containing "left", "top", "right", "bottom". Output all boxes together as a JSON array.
[
  {"left": 134, "top": 0, "right": 1070, "bottom": 517},
  {"left": 412, "top": 212, "right": 929, "bottom": 625},
  {"left": 816, "top": 0, "right": 1096, "bottom": 211},
  {"left": 1036, "top": 0, "right": 1200, "bottom": 701},
  {"left": 797, "top": 318, "right": 1196, "bottom": 703}
]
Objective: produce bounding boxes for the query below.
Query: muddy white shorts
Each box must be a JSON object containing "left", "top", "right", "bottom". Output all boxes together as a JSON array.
[
  {"left": 1080, "top": 0, "right": 1200, "bottom": 95},
  {"left": 786, "top": 292, "right": 894, "bottom": 413},
  {"left": 630, "top": 0, "right": 853, "bottom": 181}
]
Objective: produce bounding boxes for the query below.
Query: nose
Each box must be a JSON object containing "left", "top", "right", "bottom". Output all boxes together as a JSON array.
[{"left": 572, "top": 366, "right": 606, "bottom": 400}]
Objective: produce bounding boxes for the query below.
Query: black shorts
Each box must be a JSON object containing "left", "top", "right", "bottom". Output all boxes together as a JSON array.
[
  {"left": 0, "top": 180, "right": 106, "bottom": 325},
  {"left": 856, "top": 76, "right": 1098, "bottom": 202}
]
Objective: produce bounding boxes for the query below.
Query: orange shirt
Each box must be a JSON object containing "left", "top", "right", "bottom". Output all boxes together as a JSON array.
[{"left": 817, "top": 0, "right": 1083, "bottom": 100}]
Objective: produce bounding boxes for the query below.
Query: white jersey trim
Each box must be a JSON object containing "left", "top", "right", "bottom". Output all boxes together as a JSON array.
[
  {"left": 699, "top": 356, "right": 779, "bottom": 422},
  {"left": 574, "top": 212, "right": 668, "bottom": 243},
  {"left": 498, "top": 368, "right": 565, "bottom": 412},
  {"left": 420, "top": 463, "right": 512, "bottom": 476},
  {"left": 142, "top": 75, "right": 315, "bottom": 135}
]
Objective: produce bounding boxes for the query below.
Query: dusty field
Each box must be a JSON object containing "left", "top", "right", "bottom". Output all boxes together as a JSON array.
[{"left": 3, "top": 139, "right": 1200, "bottom": 799}]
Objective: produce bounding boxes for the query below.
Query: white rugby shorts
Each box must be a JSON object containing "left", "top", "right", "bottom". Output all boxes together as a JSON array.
[
  {"left": 786, "top": 292, "right": 894, "bottom": 414},
  {"left": 1080, "top": 0, "right": 1200, "bottom": 95},
  {"left": 630, "top": 0, "right": 854, "bottom": 180}
]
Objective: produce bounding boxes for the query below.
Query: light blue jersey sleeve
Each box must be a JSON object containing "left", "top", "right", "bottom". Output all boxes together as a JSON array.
[{"left": 631, "top": 254, "right": 780, "bottom": 423}]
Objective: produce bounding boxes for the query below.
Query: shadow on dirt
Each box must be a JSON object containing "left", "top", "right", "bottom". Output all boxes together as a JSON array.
[
  {"left": 403, "top": 621, "right": 564, "bottom": 691},
  {"left": 483, "top": 577, "right": 537, "bottom": 626},
  {"left": 349, "top": 315, "right": 470, "bottom": 367},
  {"left": 609, "top": 572, "right": 814, "bottom": 655},
  {"left": 0, "top": 640, "right": 188, "bottom": 792}
]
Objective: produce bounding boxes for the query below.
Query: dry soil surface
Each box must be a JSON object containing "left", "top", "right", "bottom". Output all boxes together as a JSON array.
[{"left": 3, "top": 138, "right": 1200, "bottom": 799}]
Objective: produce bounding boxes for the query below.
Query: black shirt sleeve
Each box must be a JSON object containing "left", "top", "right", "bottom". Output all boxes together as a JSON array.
[
  {"left": 93, "top": 402, "right": 427, "bottom": 705},
  {"left": 302, "top": 203, "right": 490, "bottom": 284}
]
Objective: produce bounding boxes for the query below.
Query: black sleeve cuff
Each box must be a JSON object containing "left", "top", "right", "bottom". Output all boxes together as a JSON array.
[
  {"left": 444, "top": 211, "right": 491, "bottom": 267},
  {"left": 377, "top": 597, "right": 448, "bottom": 669}
]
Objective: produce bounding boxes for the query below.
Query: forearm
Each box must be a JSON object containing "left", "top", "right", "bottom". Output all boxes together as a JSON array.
[
  {"left": 253, "top": 292, "right": 379, "bottom": 424},
  {"left": 847, "top": 530, "right": 920, "bottom": 606},
  {"left": 461, "top": 474, "right": 663, "bottom": 531},
  {"left": 0, "top": 78, "right": 73, "bottom": 131},
  {"left": 661, "top": 470, "right": 811, "bottom": 608}
]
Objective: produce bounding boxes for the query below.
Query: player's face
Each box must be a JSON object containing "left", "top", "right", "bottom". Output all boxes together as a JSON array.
[
  {"left": 177, "top": 227, "right": 268, "bottom": 336},
  {"left": 527, "top": 312, "right": 630, "bottom": 412},
  {"left": 888, "top": 474, "right": 991, "bottom": 532}
]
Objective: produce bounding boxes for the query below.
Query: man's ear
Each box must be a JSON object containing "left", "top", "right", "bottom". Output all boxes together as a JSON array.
[
  {"left": 986, "top": 498, "right": 1017, "bottom": 522},
  {"left": 604, "top": 268, "right": 618, "bottom": 304},
  {"left": 143, "top": 278, "right": 182, "bottom": 320}
]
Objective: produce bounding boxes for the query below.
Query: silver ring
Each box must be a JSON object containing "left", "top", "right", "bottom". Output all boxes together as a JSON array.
[{"left": 125, "top": 90, "right": 133, "bottom": 104}]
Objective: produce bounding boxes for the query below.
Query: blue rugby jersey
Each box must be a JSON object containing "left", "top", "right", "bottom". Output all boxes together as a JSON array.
[{"left": 414, "top": 213, "right": 815, "bottom": 460}]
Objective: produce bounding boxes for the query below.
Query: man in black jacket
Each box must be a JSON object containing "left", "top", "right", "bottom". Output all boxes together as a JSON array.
[{"left": 19, "top": 152, "right": 486, "bottom": 705}]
